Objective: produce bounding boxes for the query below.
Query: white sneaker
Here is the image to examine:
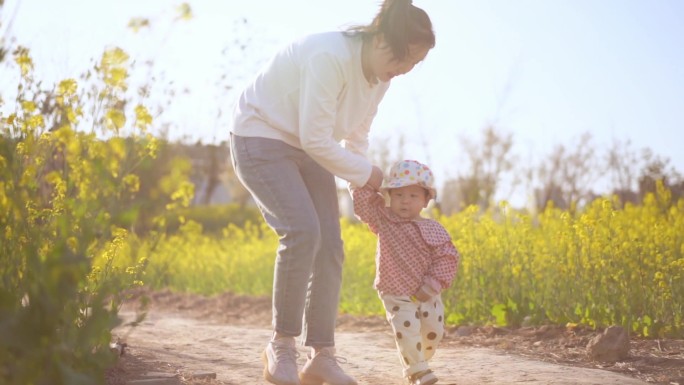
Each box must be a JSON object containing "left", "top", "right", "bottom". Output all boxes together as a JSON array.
[
  {"left": 262, "top": 338, "right": 301, "bottom": 385},
  {"left": 299, "top": 347, "right": 357, "bottom": 385}
]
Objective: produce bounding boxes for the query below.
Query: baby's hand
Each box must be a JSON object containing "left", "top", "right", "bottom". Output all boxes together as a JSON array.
[{"left": 413, "top": 285, "right": 434, "bottom": 302}]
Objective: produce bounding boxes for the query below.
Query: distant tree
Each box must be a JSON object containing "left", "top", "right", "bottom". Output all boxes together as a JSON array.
[
  {"left": 204, "top": 143, "right": 222, "bottom": 204},
  {"left": 439, "top": 178, "right": 462, "bottom": 214},
  {"left": 606, "top": 138, "right": 641, "bottom": 205},
  {"left": 637, "top": 149, "right": 683, "bottom": 202},
  {"left": 185, "top": 141, "right": 224, "bottom": 205},
  {"left": 176, "top": 140, "right": 253, "bottom": 207},
  {"left": 440, "top": 125, "right": 516, "bottom": 213},
  {"left": 532, "top": 133, "right": 599, "bottom": 211},
  {"left": 367, "top": 133, "right": 406, "bottom": 175}
]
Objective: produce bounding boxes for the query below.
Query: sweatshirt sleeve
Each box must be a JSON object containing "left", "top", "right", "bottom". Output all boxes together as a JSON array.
[
  {"left": 298, "top": 52, "right": 372, "bottom": 187},
  {"left": 343, "top": 104, "right": 375, "bottom": 156}
]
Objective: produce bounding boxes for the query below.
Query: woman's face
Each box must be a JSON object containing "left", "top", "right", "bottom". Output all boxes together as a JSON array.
[
  {"left": 388, "top": 184, "right": 429, "bottom": 220},
  {"left": 370, "top": 38, "right": 431, "bottom": 83}
]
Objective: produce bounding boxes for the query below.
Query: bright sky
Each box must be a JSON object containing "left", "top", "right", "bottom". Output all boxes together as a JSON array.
[{"left": 3, "top": 0, "right": 684, "bottom": 204}]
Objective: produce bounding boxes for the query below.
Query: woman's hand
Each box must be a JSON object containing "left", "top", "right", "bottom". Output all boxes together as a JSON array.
[
  {"left": 368, "top": 190, "right": 385, "bottom": 207},
  {"left": 365, "top": 165, "right": 384, "bottom": 191}
]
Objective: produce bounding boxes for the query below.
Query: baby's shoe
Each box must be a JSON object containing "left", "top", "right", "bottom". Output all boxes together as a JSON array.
[
  {"left": 408, "top": 369, "right": 438, "bottom": 385},
  {"left": 299, "top": 347, "right": 357, "bottom": 385},
  {"left": 262, "top": 337, "right": 301, "bottom": 385}
]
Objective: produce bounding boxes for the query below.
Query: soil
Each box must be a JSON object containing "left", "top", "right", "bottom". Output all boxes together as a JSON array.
[{"left": 106, "top": 288, "right": 683, "bottom": 385}]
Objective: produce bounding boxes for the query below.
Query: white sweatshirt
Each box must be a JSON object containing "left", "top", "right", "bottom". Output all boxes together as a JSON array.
[{"left": 231, "top": 31, "right": 391, "bottom": 188}]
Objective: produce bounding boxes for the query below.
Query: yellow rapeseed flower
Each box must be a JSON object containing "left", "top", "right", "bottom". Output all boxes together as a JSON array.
[
  {"left": 13, "top": 47, "right": 34, "bottom": 76},
  {"left": 127, "top": 17, "right": 150, "bottom": 33},
  {"left": 122, "top": 174, "right": 140, "bottom": 193},
  {"left": 105, "top": 109, "right": 126, "bottom": 131},
  {"left": 21, "top": 101, "right": 37, "bottom": 113},
  {"left": 101, "top": 47, "right": 129, "bottom": 68},
  {"left": 134, "top": 104, "right": 153, "bottom": 129},
  {"left": 176, "top": 3, "right": 193, "bottom": 20},
  {"left": 57, "top": 79, "right": 78, "bottom": 96}
]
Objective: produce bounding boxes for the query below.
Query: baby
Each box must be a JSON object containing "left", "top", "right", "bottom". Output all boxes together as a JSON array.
[{"left": 351, "top": 160, "right": 460, "bottom": 385}]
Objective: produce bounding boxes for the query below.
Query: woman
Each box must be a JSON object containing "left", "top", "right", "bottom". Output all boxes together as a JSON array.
[{"left": 229, "top": 1, "right": 435, "bottom": 384}]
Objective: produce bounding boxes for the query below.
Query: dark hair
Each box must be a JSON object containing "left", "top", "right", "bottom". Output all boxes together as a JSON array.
[{"left": 348, "top": 0, "right": 435, "bottom": 61}]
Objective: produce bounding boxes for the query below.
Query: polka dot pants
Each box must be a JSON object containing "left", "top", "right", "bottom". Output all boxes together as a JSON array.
[{"left": 380, "top": 293, "right": 445, "bottom": 378}]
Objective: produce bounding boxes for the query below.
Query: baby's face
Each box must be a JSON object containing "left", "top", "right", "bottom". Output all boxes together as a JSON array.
[{"left": 388, "top": 185, "right": 429, "bottom": 220}]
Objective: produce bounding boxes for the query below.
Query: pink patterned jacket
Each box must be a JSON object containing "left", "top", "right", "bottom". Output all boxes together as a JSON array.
[{"left": 351, "top": 186, "right": 460, "bottom": 297}]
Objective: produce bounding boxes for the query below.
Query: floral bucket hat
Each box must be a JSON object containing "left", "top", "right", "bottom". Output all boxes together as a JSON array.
[{"left": 381, "top": 160, "right": 437, "bottom": 200}]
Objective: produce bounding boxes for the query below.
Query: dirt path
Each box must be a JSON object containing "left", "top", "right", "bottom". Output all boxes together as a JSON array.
[{"left": 115, "top": 310, "right": 649, "bottom": 385}]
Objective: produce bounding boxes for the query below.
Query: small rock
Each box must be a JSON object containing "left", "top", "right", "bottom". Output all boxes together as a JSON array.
[
  {"left": 142, "top": 372, "right": 177, "bottom": 379},
  {"left": 127, "top": 371, "right": 179, "bottom": 385},
  {"left": 454, "top": 325, "right": 474, "bottom": 337},
  {"left": 521, "top": 316, "right": 533, "bottom": 327},
  {"left": 190, "top": 371, "right": 217, "bottom": 379},
  {"left": 109, "top": 341, "right": 127, "bottom": 357},
  {"left": 126, "top": 378, "right": 181, "bottom": 385},
  {"left": 586, "top": 325, "right": 630, "bottom": 362}
]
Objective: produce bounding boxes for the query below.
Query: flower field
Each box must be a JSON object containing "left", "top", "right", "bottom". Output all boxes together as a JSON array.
[{"left": 125, "top": 185, "right": 683, "bottom": 339}]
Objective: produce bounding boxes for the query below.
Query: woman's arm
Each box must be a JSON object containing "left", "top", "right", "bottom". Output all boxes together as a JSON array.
[{"left": 298, "top": 52, "right": 374, "bottom": 187}]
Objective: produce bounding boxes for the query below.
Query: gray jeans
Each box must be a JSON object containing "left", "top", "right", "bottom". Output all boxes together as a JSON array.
[{"left": 230, "top": 134, "right": 344, "bottom": 347}]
